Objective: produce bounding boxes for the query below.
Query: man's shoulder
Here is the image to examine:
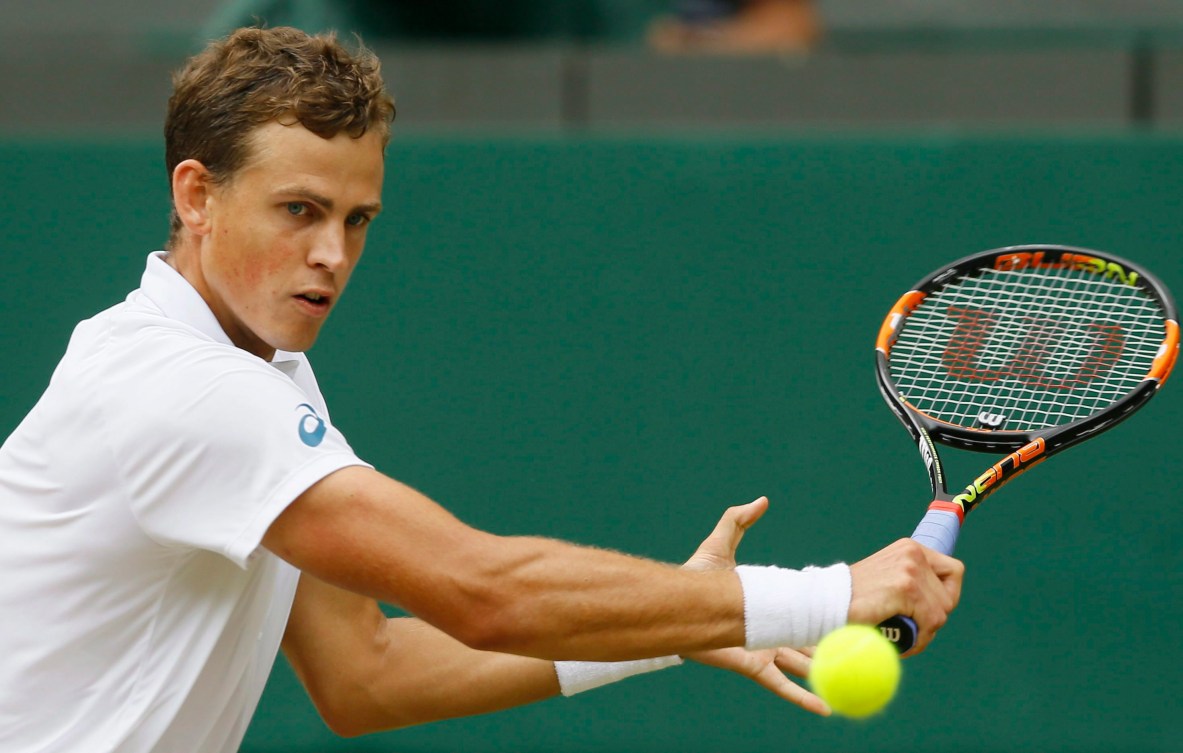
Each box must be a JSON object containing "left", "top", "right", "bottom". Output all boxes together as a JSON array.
[
  {"left": 76, "top": 298, "right": 259, "bottom": 372},
  {"left": 60, "top": 301, "right": 297, "bottom": 417}
]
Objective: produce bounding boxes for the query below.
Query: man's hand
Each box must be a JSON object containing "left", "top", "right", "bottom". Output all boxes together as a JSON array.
[
  {"left": 681, "top": 497, "right": 831, "bottom": 716},
  {"left": 682, "top": 497, "right": 768, "bottom": 571},
  {"left": 848, "top": 538, "right": 964, "bottom": 656}
]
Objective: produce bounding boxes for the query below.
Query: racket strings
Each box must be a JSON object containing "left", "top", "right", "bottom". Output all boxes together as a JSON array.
[{"left": 890, "top": 266, "right": 1166, "bottom": 430}]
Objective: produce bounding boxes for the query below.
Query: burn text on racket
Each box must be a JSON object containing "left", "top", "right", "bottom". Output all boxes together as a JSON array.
[
  {"left": 994, "top": 250, "right": 1140, "bottom": 286},
  {"left": 950, "top": 438, "right": 1046, "bottom": 513}
]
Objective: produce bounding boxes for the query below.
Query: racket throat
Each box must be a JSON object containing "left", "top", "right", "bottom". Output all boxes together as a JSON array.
[{"left": 948, "top": 437, "right": 1048, "bottom": 516}]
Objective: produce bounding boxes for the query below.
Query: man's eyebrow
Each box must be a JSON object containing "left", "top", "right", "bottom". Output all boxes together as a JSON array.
[{"left": 277, "top": 186, "right": 382, "bottom": 215}]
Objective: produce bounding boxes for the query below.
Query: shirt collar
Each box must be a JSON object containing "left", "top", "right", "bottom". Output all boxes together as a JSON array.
[{"left": 138, "top": 251, "right": 304, "bottom": 369}]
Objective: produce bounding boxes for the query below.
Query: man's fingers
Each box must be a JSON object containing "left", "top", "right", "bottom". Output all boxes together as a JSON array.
[
  {"left": 730, "top": 495, "right": 769, "bottom": 529},
  {"left": 704, "top": 646, "right": 830, "bottom": 717},
  {"left": 772, "top": 646, "right": 811, "bottom": 679},
  {"left": 703, "top": 496, "right": 767, "bottom": 549},
  {"left": 848, "top": 538, "right": 965, "bottom": 655},
  {"left": 684, "top": 496, "right": 769, "bottom": 570},
  {"left": 925, "top": 547, "right": 965, "bottom": 607},
  {"left": 752, "top": 662, "right": 830, "bottom": 717}
]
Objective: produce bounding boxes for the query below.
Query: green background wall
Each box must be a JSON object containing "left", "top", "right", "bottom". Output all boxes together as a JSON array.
[{"left": 2, "top": 134, "right": 1180, "bottom": 751}]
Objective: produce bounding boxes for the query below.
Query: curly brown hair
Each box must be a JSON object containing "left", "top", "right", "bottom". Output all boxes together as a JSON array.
[{"left": 164, "top": 26, "right": 396, "bottom": 246}]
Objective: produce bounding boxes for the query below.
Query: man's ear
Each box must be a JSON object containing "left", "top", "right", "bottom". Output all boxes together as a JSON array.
[{"left": 172, "top": 159, "right": 214, "bottom": 237}]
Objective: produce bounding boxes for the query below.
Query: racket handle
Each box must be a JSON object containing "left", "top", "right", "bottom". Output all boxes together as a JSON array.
[
  {"left": 911, "top": 505, "right": 961, "bottom": 557},
  {"left": 877, "top": 507, "right": 962, "bottom": 653}
]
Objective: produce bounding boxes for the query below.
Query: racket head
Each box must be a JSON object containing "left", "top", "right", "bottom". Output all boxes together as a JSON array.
[
  {"left": 873, "top": 245, "right": 1177, "bottom": 653},
  {"left": 876, "top": 244, "right": 1178, "bottom": 458}
]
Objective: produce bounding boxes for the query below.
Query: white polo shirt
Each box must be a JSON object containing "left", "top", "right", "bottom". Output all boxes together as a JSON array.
[{"left": 0, "top": 252, "right": 369, "bottom": 752}]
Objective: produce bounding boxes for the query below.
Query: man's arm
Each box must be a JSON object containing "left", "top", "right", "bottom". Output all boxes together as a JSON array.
[
  {"left": 282, "top": 497, "right": 833, "bottom": 736},
  {"left": 264, "top": 466, "right": 748, "bottom": 661},
  {"left": 281, "top": 572, "right": 563, "bottom": 737},
  {"left": 264, "top": 466, "right": 962, "bottom": 663}
]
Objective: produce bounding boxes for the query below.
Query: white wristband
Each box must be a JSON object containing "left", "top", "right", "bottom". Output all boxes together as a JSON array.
[
  {"left": 554, "top": 655, "right": 684, "bottom": 697},
  {"left": 735, "top": 563, "right": 851, "bottom": 650}
]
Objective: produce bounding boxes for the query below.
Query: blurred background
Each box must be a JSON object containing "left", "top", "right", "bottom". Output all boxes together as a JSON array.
[
  {"left": 6, "top": 0, "right": 1183, "bottom": 133},
  {"left": 2, "top": 1, "right": 1182, "bottom": 752}
]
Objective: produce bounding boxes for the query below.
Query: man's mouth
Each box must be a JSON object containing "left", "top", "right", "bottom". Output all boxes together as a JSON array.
[{"left": 294, "top": 292, "right": 332, "bottom": 312}]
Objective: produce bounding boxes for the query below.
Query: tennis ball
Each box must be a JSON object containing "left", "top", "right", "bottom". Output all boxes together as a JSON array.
[{"left": 808, "top": 624, "right": 901, "bottom": 718}]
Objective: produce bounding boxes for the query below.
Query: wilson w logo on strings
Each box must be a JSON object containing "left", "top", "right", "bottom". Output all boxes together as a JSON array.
[{"left": 940, "top": 306, "right": 1125, "bottom": 388}]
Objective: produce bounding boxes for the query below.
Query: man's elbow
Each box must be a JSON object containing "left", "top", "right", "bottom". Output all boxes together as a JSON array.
[
  {"left": 305, "top": 676, "right": 414, "bottom": 738},
  {"left": 321, "top": 709, "right": 373, "bottom": 739}
]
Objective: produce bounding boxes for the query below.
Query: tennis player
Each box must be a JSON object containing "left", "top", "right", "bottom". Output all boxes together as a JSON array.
[{"left": 0, "top": 26, "right": 963, "bottom": 753}]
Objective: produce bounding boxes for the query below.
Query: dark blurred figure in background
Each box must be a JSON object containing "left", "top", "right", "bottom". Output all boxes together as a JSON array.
[{"left": 649, "top": 0, "right": 821, "bottom": 53}]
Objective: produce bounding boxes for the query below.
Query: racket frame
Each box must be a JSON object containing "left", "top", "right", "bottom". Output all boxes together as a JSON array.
[{"left": 873, "top": 245, "right": 1178, "bottom": 651}]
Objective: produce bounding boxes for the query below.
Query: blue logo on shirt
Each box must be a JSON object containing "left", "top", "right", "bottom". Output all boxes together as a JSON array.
[{"left": 296, "top": 403, "right": 327, "bottom": 447}]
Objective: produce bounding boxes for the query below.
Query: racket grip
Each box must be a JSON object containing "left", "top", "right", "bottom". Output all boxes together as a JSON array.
[
  {"left": 877, "top": 507, "right": 962, "bottom": 653},
  {"left": 911, "top": 506, "right": 962, "bottom": 557}
]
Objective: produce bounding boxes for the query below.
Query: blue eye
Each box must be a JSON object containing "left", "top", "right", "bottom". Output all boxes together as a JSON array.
[
  {"left": 346, "top": 214, "right": 369, "bottom": 227},
  {"left": 287, "top": 202, "right": 306, "bottom": 216}
]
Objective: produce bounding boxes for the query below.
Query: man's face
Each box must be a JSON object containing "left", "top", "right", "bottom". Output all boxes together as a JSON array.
[{"left": 195, "top": 121, "right": 385, "bottom": 359}]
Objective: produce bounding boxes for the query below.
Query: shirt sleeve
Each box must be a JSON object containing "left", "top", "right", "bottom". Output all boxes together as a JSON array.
[{"left": 104, "top": 349, "right": 370, "bottom": 568}]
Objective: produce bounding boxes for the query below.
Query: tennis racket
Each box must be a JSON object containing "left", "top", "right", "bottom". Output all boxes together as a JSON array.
[{"left": 874, "top": 244, "right": 1178, "bottom": 653}]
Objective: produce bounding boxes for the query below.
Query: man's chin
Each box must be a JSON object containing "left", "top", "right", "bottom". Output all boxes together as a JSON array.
[{"left": 267, "top": 329, "right": 323, "bottom": 356}]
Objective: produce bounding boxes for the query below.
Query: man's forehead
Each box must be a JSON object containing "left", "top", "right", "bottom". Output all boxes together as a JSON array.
[
  {"left": 235, "top": 121, "right": 385, "bottom": 194},
  {"left": 242, "top": 120, "right": 383, "bottom": 162}
]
